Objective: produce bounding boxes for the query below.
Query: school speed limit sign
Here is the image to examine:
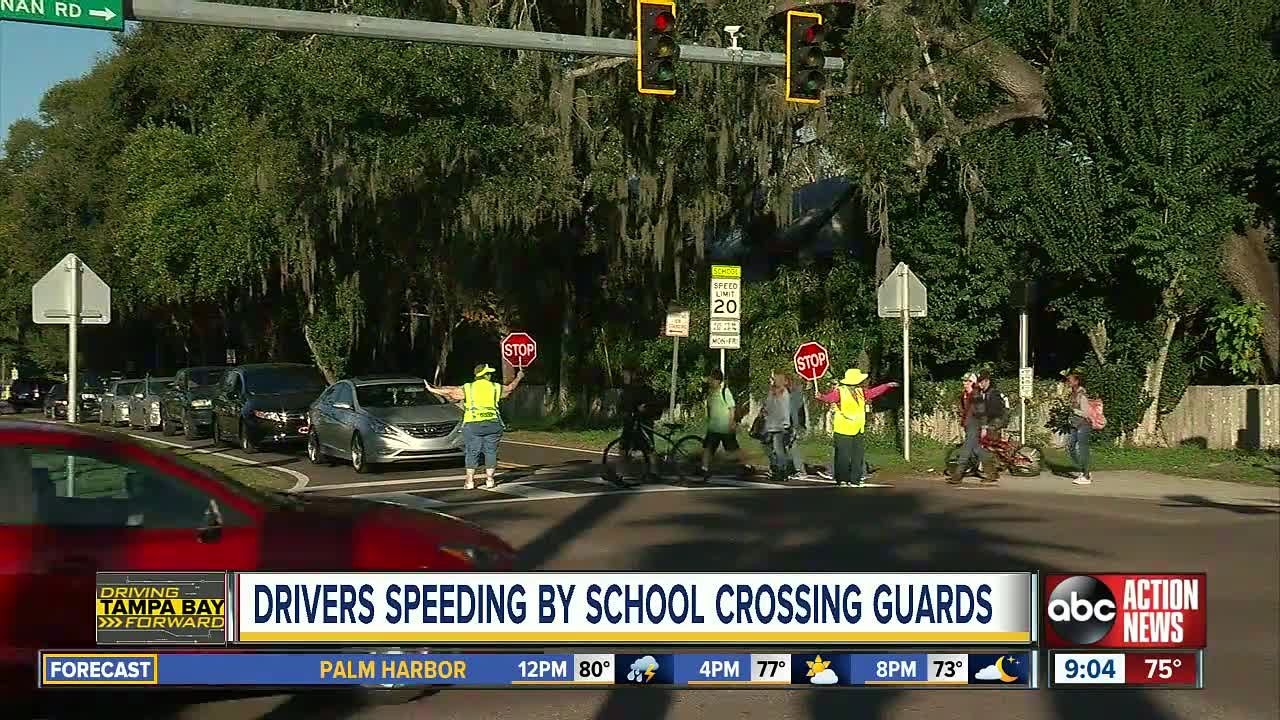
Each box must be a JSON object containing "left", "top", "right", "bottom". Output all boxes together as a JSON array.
[{"left": 709, "top": 265, "right": 741, "bottom": 349}]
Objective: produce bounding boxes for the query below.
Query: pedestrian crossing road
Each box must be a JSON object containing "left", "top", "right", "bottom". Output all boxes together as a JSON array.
[{"left": 304, "top": 464, "right": 894, "bottom": 510}]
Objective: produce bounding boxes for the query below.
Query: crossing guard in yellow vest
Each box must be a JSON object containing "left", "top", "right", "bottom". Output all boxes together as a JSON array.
[
  {"left": 427, "top": 364, "right": 524, "bottom": 489},
  {"left": 814, "top": 369, "right": 899, "bottom": 486}
]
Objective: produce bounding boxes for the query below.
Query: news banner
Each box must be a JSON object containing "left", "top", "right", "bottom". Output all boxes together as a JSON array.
[{"left": 39, "top": 572, "right": 1206, "bottom": 690}]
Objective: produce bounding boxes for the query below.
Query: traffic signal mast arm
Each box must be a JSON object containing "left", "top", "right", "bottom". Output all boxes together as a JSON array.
[{"left": 127, "top": 0, "right": 844, "bottom": 71}]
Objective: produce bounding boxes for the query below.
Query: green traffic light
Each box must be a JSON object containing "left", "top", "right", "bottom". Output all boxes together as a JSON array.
[{"left": 654, "top": 62, "right": 675, "bottom": 83}]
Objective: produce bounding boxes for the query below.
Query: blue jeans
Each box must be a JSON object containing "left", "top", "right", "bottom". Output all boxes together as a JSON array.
[
  {"left": 463, "top": 420, "right": 503, "bottom": 469},
  {"left": 1068, "top": 419, "right": 1091, "bottom": 475},
  {"left": 765, "top": 431, "right": 792, "bottom": 477}
]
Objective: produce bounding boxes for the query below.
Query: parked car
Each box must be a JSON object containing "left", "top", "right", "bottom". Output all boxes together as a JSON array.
[
  {"left": 213, "top": 363, "right": 327, "bottom": 453},
  {"left": 127, "top": 376, "right": 175, "bottom": 431},
  {"left": 101, "top": 379, "right": 142, "bottom": 426},
  {"left": 161, "top": 366, "right": 225, "bottom": 439},
  {"left": 6, "top": 378, "right": 56, "bottom": 411},
  {"left": 309, "top": 375, "right": 465, "bottom": 474},
  {"left": 0, "top": 419, "right": 516, "bottom": 695},
  {"left": 42, "top": 380, "right": 104, "bottom": 422}
]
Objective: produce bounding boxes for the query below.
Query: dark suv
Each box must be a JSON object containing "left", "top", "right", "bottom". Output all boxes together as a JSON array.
[
  {"left": 212, "top": 363, "right": 327, "bottom": 453},
  {"left": 161, "top": 366, "right": 225, "bottom": 439},
  {"left": 7, "top": 378, "right": 56, "bottom": 411}
]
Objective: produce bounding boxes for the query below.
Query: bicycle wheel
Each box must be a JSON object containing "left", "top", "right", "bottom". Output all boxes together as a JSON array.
[
  {"left": 1007, "top": 445, "right": 1043, "bottom": 477},
  {"left": 602, "top": 437, "right": 649, "bottom": 487},
  {"left": 671, "top": 435, "right": 707, "bottom": 482}
]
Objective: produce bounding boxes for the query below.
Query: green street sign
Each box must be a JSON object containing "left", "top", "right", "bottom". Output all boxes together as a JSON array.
[{"left": 0, "top": 0, "right": 124, "bottom": 31}]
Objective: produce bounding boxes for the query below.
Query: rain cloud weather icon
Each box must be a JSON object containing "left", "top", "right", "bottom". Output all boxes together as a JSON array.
[{"left": 627, "top": 656, "right": 659, "bottom": 683}]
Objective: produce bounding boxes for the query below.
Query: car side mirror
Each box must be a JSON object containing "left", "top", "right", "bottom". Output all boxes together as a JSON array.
[
  {"left": 198, "top": 500, "right": 224, "bottom": 544},
  {"left": 333, "top": 402, "right": 351, "bottom": 410},
  {"left": 134, "top": 393, "right": 144, "bottom": 399}
]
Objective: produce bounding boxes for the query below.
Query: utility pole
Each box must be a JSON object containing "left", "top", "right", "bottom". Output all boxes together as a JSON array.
[{"left": 129, "top": 0, "right": 845, "bottom": 71}]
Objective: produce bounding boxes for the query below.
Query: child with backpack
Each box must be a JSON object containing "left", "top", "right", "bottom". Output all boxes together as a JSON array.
[{"left": 1065, "top": 373, "right": 1105, "bottom": 485}]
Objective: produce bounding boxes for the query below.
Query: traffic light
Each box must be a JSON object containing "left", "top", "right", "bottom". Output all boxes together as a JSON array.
[
  {"left": 637, "top": 1, "right": 679, "bottom": 95},
  {"left": 785, "top": 10, "right": 826, "bottom": 104}
]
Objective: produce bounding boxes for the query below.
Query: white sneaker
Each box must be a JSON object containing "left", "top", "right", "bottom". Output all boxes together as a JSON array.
[
  {"left": 815, "top": 469, "right": 833, "bottom": 480},
  {"left": 485, "top": 478, "right": 496, "bottom": 489},
  {"left": 1072, "top": 475, "right": 1092, "bottom": 486},
  {"left": 464, "top": 479, "right": 476, "bottom": 490},
  {"left": 787, "top": 472, "right": 808, "bottom": 482}
]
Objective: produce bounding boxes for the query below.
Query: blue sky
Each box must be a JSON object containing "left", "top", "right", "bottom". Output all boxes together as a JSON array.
[{"left": 0, "top": 21, "right": 119, "bottom": 145}]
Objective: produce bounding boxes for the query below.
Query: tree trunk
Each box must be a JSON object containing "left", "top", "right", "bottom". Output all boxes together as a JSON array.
[
  {"left": 303, "top": 326, "right": 337, "bottom": 385},
  {"left": 557, "top": 278, "right": 575, "bottom": 414},
  {"left": 1136, "top": 274, "right": 1182, "bottom": 443},
  {"left": 433, "top": 320, "right": 459, "bottom": 385},
  {"left": 1086, "top": 320, "right": 1108, "bottom": 365},
  {"left": 1222, "top": 223, "right": 1280, "bottom": 380}
]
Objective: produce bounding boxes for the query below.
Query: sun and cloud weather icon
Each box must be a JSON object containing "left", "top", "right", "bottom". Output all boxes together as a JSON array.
[
  {"left": 627, "top": 655, "right": 659, "bottom": 683},
  {"left": 806, "top": 655, "right": 839, "bottom": 685},
  {"left": 973, "top": 655, "right": 1025, "bottom": 684}
]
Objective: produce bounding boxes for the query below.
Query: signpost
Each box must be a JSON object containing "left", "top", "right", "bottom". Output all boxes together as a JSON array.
[
  {"left": 500, "top": 332, "right": 537, "bottom": 369},
  {"left": 793, "top": 342, "right": 830, "bottom": 387},
  {"left": 709, "top": 265, "right": 741, "bottom": 372},
  {"left": 33, "top": 253, "right": 112, "bottom": 424},
  {"left": 0, "top": 0, "right": 125, "bottom": 31},
  {"left": 877, "top": 262, "right": 927, "bottom": 461},
  {"left": 664, "top": 306, "right": 689, "bottom": 417},
  {"left": 1013, "top": 280, "right": 1036, "bottom": 444}
]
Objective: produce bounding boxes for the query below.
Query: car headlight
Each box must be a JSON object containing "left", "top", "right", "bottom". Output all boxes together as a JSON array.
[
  {"left": 438, "top": 544, "right": 507, "bottom": 570},
  {"left": 55, "top": 400, "right": 67, "bottom": 406},
  {"left": 191, "top": 399, "right": 212, "bottom": 409},
  {"left": 368, "top": 417, "right": 399, "bottom": 437},
  {"left": 82, "top": 393, "right": 97, "bottom": 400},
  {"left": 253, "top": 410, "right": 286, "bottom": 422}
]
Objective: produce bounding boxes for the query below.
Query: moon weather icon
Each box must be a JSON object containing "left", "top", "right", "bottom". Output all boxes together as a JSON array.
[{"left": 996, "top": 656, "right": 1020, "bottom": 683}]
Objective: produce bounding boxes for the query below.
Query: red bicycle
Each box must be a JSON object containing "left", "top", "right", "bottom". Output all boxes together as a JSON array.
[{"left": 944, "top": 428, "right": 1043, "bottom": 478}]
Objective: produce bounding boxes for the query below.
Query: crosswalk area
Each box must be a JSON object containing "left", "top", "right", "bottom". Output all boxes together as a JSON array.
[{"left": 303, "top": 464, "right": 893, "bottom": 509}]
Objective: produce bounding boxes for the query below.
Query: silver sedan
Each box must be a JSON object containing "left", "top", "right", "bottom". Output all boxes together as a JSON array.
[
  {"left": 307, "top": 376, "right": 464, "bottom": 474},
  {"left": 102, "top": 379, "right": 141, "bottom": 426}
]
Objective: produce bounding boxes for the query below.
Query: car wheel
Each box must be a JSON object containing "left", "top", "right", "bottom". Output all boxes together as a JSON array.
[
  {"left": 183, "top": 413, "right": 198, "bottom": 440},
  {"left": 161, "top": 414, "right": 176, "bottom": 436},
  {"left": 239, "top": 423, "right": 258, "bottom": 454},
  {"left": 308, "top": 431, "right": 331, "bottom": 466},
  {"left": 351, "top": 433, "right": 372, "bottom": 474}
]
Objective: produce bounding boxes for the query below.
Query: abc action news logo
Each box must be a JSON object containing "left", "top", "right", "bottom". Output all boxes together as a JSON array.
[{"left": 1043, "top": 574, "right": 1207, "bottom": 649}]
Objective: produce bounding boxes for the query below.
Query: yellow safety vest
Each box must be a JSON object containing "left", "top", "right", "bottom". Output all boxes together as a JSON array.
[
  {"left": 462, "top": 379, "right": 501, "bottom": 424},
  {"left": 832, "top": 386, "right": 866, "bottom": 436}
]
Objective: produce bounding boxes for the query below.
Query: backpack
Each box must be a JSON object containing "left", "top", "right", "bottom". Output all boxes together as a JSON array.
[
  {"left": 796, "top": 401, "right": 808, "bottom": 430},
  {"left": 1087, "top": 398, "right": 1107, "bottom": 430}
]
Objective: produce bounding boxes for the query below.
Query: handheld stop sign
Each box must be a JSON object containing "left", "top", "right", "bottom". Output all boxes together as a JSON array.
[
  {"left": 501, "top": 332, "right": 537, "bottom": 369},
  {"left": 793, "top": 341, "right": 830, "bottom": 390}
]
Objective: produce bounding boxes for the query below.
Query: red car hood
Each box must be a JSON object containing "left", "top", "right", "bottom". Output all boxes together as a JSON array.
[{"left": 258, "top": 493, "right": 516, "bottom": 571}]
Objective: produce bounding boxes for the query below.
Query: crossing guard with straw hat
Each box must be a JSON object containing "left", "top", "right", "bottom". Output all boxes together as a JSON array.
[
  {"left": 813, "top": 368, "right": 898, "bottom": 486},
  {"left": 427, "top": 363, "right": 524, "bottom": 489}
]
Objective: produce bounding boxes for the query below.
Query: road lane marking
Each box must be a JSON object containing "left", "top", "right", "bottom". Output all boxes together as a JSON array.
[
  {"left": 482, "top": 484, "right": 575, "bottom": 500},
  {"left": 368, "top": 493, "right": 449, "bottom": 509},
  {"left": 302, "top": 474, "right": 472, "bottom": 492},
  {"left": 357, "top": 481, "right": 841, "bottom": 509},
  {"left": 501, "top": 439, "right": 600, "bottom": 455}
]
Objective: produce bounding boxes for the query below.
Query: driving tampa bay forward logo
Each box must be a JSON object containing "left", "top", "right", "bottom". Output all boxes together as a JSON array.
[{"left": 1046, "top": 575, "right": 1117, "bottom": 645}]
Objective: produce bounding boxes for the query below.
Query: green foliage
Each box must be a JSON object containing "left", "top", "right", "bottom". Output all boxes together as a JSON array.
[{"left": 1209, "top": 302, "right": 1267, "bottom": 382}]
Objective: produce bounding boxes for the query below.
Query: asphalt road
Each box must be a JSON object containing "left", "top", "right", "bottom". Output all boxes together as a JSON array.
[{"left": 19, "top": 417, "right": 1280, "bottom": 720}]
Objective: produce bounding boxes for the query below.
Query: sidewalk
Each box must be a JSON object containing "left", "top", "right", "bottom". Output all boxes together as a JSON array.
[{"left": 949, "top": 469, "right": 1279, "bottom": 509}]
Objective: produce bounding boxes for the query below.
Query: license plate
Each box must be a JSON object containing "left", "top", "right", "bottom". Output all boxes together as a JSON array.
[{"left": 299, "top": 426, "right": 310, "bottom": 435}]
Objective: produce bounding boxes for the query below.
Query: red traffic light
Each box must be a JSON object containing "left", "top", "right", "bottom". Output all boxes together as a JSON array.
[
  {"left": 803, "top": 23, "right": 825, "bottom": 44},
  {"left": 653, "top": 11, "right": 675, "bottom": 32}
]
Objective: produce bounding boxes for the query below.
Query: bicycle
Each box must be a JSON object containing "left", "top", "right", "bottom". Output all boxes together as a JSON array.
[
  {"left": 943, "top": 426, "right": 1043, "bottom": 478},
  {"left": 601, "top": 421, "right": 704, "bottom": 486}
]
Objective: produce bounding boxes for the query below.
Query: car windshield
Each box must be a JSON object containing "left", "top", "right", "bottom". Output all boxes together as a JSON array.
[
  {"left": 247, "top": 367, "right": 326, "bottom": 395},
  {"left": 356, "top": 382, "right": 444, "bottom": 408},
  {"left": 147, "top": 378, "right": 174, "bottom": 392},
  {"left": 188, "top": 368, "right": 224, "bottom": 386},
  {"left": 117, "top": 381, "right": 141, "bottom": 395}
]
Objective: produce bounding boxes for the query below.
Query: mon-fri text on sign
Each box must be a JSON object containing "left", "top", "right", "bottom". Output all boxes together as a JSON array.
[
  {"left": 709, "top": 264, "right": 741, "bottom": 349},
  {"left": 0, "top": 0, "right": 124, "bottom": 31}
]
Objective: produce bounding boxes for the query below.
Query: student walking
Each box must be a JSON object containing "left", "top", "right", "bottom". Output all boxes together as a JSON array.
[
  {"left": 427, "top": 364, "right": 524, "bottom": 489},
  {"left": 700, "top": 368, "right": 748, "bottom": 477},
  {"left": 948, "top": 372, "right": 1004, "bottom": 486},
  {"left": 761, "top": 371, "right": 792, "bottom": 481},
  {"left": 1065, "top": 373, "right": 1093, "bottom": 485},
  {"left": 814, "top": 369, "right": 898, "bottom": 487}
]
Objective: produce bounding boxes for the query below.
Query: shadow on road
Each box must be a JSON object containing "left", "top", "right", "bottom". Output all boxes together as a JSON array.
[{"left": 1159, "top": 493, "right": 1280, "bottom": 515}]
